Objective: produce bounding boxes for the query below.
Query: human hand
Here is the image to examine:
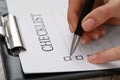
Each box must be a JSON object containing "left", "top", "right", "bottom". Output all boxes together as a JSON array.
[{"left": 67, "top": 0, "right": 120, "bottom": 64}]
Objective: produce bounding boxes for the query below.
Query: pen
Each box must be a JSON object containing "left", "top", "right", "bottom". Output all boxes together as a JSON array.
[{"left": 70, "top": 0, "right": 95, "bottom": 56}]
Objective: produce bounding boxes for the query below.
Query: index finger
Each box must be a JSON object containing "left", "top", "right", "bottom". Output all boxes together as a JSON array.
[{"left": 67, "top": 0, "right": 85, "bottom": 32}]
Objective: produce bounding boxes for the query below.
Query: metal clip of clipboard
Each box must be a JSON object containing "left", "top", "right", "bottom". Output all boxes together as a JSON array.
[{"left": 0, "top": 14, "right": 26, "bottom": 56}]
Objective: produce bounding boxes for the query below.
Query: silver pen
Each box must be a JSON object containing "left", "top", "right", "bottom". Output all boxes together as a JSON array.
[{"left": 70, "top": 0, "right": 95, "bottom": 56}]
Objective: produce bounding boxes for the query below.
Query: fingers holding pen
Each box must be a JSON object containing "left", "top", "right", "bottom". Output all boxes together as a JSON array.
[
  {"left": 68, "top": 0, "right": 120, "bottom": 33},
  {"left": 80, "top": 27, "right": 105, "bottom": 45},
  {"left": 67, "top": 0, "right": 85, "bottom": 32},
  {"left": 82, "top": 4, "right": 112, "bottom": 31},
  {"left": 68, "top": 0, "right": 120, "bottom": 64},
  {"left": 82, "top": 0, "right": 120, "bottom": 32}
]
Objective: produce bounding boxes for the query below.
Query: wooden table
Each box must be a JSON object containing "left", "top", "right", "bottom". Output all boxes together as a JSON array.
[{"left": 0, "top": 0, "right": 120, "bottom": 80}]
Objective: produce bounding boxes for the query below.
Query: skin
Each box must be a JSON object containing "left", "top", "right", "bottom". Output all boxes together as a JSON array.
[{"left": 67, "top": 0, "right": 120, "bottom": 64}]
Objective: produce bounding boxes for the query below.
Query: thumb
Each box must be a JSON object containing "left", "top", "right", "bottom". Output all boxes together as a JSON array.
[
  {"left": 88, "top": 46, "right": 120, "bottom": 64},
  {"left": 82, "top": 3, "right": 113, "bottom": 31}
]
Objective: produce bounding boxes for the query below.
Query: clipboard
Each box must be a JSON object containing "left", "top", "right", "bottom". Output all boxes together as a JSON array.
[
  {"left": 1, "top": 35, "right": 120, "bottom": 80},
  {"left": 0, "top": 34, "right": 120, "bottom": 80},
  {"left": 0, "top": 0, "right": 120, "bottom": 80}
]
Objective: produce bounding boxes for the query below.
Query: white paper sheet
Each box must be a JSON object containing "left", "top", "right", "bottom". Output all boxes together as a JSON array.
[{"left": 6, "top": 0, "right": 120, "bottom": 74}]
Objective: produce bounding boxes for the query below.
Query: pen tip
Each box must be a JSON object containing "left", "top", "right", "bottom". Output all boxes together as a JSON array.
[
  {"left": 70, "top": 49, "right": 74, "bottom": 56},
  {"left": 70, "top": 35, "right": 80, "bottom": 56}
]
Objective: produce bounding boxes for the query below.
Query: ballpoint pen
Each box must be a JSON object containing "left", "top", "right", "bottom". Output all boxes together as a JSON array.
[{"left": 70, "top": 0, "right": 95, "bottom": 56}]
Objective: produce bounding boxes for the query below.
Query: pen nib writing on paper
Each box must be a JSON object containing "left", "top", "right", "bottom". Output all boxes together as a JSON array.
[
  {"left": 70, "top": 0, "right": 95, "bottom": 56},
  {"left": 70, "top": 35, "right": 80, "bottom": 56}
]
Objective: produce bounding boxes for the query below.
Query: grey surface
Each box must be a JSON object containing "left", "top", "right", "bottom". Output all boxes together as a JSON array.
[{"left": 0, "top": 0, "right": 120, "bottom": 80}]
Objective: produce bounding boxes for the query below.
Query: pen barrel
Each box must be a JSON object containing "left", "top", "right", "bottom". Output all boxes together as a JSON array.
[{"left": 75, "top": 0, "right": 95, "bottom": 36}]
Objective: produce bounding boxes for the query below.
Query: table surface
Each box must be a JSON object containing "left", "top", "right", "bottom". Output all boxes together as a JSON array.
[{"left": 0, "top": 0, "right": 120, "bottom": 80}]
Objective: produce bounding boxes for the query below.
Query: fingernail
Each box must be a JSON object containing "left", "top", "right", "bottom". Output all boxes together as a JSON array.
[
  {"left": 69, "top": 24, "right": 74, "bottom": 33},
  {"left": 88, "top": 54, "right": 98, "bottom": 62},
  {"left": 80, "top": 38, "right": 86, "bottom": 45},
  {"left": 82, "top": 18, "right": 95, "bottom": 31}
]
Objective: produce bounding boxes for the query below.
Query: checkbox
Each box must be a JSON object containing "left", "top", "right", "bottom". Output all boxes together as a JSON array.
[
  {"left": 63, "top": 56, "right": 71, "bottom": 61},
  {"left": 75, "top": 55, "right": 83, "bottom": 60}
]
